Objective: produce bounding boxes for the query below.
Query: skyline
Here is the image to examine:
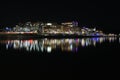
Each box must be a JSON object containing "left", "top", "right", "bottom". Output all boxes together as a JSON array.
[
  {"left": 0, "top": 0, "right": 120, "bottom": 74},
  {"left": 0, "top": 20, "right": 119, "bottom": 34},
  {"left": 0, "top": 1, "right": 120, "bottom": 33},
  {"left": 0, "top": 21, "right": 117, "bottom": 37}
]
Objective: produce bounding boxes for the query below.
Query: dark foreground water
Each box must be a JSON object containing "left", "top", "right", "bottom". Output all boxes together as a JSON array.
[{"left": 0, "top": 37, "right": 119, "bottom": 73}]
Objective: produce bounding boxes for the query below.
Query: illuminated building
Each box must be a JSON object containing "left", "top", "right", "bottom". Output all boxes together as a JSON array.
[
  {"left": 61, "top": 21, "right": 78, "bottom": 27},
  {"left": 0, "top": 21, "right": 111, "bottom": 36}
]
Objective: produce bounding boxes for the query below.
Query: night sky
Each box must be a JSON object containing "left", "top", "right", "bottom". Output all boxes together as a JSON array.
[{"left": 0, "top": 0, "right": 120, "bottom": 34}]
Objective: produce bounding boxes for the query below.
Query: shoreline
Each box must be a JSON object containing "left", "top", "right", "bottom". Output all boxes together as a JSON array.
[{"left": 0, "top": 33, "right": 117, "bottom": 39}]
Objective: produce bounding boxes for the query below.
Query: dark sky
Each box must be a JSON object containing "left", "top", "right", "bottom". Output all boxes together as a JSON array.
[{"left": 0, "top": 0, "right": 120, "bottom": 33}]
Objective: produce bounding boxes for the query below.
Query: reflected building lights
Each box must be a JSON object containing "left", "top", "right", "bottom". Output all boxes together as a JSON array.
[
  {"left": 0, "top": 37, "right": 117, "bottom": 53},
  {"left": 93, "top": 41, "right": 96, "bottom": 46},
  {"left": 119, "top": 38, "right": 120, "bottom": 43},
  {"left": 81, "top": 39, "right": 85, "bottom": 47},
  {"left": 108, "top": 37, "right": 117, "bottom": 43},
  {"left": 47, "top": 46, "right": 52, "bottom": 53},
  {"left": 99, "top": 37, "right": 104, "bottom": 43}
]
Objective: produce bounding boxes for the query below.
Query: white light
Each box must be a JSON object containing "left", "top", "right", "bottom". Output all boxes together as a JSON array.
[
  {"left": 93, "top": 41, "right": 96, "bottom": 46},
  {"left": 46, "top": 23, "right": 52, "bottom": 26},
  {"left": 6, "top": 44, "right": 8, "bottom": 49},
  {"left": 70, "top": 44, "right": 73, "bottom": 50},
  {"left": 47, "top": 46, "right": 52, "bottom": 53},
  {"left": 41, "top": 46, "right": 44, "bottom": 52},
  {"left": 93, "top": 28, "right": 96, "bottom": 31},
  {"left": 81, "top": 39, "right": 85, "bottom": 47}
]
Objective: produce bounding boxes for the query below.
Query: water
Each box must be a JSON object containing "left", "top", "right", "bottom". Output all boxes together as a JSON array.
[{"left": 0, "top": 37, "right": 119, "bottom": 72}]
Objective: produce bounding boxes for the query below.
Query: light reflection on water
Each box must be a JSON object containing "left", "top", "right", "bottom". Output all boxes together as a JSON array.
[{"left": 0, "top": 37, "right": 117, "bottom": 53}]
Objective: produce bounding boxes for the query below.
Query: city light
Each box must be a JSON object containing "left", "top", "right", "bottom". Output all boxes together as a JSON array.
[{"left": 0, "top": 21, "right": 117, "bottom": 36}]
